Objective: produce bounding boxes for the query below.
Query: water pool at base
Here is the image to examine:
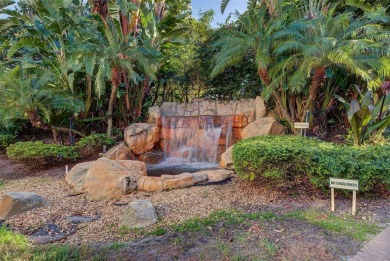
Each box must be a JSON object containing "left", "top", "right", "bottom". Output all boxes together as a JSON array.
[{"left": 146, "top": 160, "right": 219, "bottom": 176}]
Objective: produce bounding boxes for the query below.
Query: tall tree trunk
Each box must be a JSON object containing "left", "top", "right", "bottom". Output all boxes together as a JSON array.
[
  {"left": 303, "top": 67, "right": 325, "bottom": 121},
  {"left": 152, "top": 77, "right": 161, "bottom": 105},
  {"left": 257, "top": 68, "right": 294, "bottom": 126},
  {"left": 107, "top": 67, "right": 121, "bottom": 137},
  {"left": 122, "top": 70, "right": 131, "bottom": 111},
  {"left": 85, "top": 74, "right": 92, "bottom": 116},
  {"left": 135, "top": 76, "right": 149, "bottom": 119},
  {"left": 107, "top": 83, "right": 118, "bottom": 137}
]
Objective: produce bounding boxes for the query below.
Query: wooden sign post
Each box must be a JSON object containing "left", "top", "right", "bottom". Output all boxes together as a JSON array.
[
  {"left": 294, "top": 122, "right": 309, "bottom": 137},
  {"left": 329, "top": 178, "right": 359, "bottom": 215}
]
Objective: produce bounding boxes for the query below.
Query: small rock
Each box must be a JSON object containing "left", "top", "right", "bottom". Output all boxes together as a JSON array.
[
  {"left": 0, "top": 192, "right": 47, "bottom": 219},
  {"left": 120, "top": 200, "right": 158, "bottom": 228}
]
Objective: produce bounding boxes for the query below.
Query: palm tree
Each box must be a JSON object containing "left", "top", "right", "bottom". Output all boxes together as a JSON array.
[
  {"left": 211, "top": 2, "right": 296, "bottom": 123},
  {"left": 0, "top": 65, "right": 85, "bottom": 142},
  {"left": 88, "top": 0, "right": 160, "bottom": 137},
  {"left": 272, "top": 4, "right": 390, "bottom": 120}
]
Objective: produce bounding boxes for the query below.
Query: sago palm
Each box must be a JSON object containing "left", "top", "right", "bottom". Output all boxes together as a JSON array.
[
  {"left": 272, "top": 4, "right": 390, "bottom": 119},
  {"left": 211, "top": 2, "right": 296, "bottom": 123}
]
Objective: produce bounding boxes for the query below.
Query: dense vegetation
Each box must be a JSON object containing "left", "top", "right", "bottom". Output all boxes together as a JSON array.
[
  {"left": 233, "top": 136, "right": 390, "bottom": 193},
  {"left": 0, "top": 0, "right": 387, "bottom": 144}
]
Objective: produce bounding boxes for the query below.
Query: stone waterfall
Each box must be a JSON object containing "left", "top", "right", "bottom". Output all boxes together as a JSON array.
[{"left": 160, "top": 116, "right": 234, "bottom": 164}]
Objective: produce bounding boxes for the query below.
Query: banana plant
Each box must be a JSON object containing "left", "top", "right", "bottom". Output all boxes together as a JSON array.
[{"left": 335, "top": 87, "right": 390, "bottom": 145}]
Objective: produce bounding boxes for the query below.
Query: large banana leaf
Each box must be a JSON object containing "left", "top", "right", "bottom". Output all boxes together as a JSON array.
[{"left": 350, "top": 105, "right": 371, "bottom": 145}]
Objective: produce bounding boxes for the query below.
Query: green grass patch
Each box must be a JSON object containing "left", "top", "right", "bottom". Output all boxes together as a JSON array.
[
  {"left": 148, "top": 228, "right": 167, "bottom": 236},
  {"left": 170, "top": 208, "right": 379, "bottom": 242},
  {"left": 302, "top": 210, "right": 380, "bottom": 241},
  {"left": 260, "top": 238, "right": 279, "bottom": 256},
  {"left": 0, "top": 227, "right": 103, "bottom": 261},
  {"left": 0, "top": 226, "right": 29, "bottom": 251},
  {"left": 171, "top": 210, "right": 276, "bottom": 233}
]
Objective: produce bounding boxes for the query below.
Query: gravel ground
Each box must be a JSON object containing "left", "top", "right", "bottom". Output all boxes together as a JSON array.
[{"left": 0, "top": 155, "right": 389, "bottom": 256}]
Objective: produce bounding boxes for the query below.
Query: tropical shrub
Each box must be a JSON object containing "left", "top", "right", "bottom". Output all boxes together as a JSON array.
[
  {"left": 335, "top": 89, "right": 390, "bottom": 145},
  {"left": 233, "top": 136, "right": 390, "bottom": 193},
  {"left": 6, "top": 141, "right": 79, "bottom": 167},
  {"left": 75, "top": 134, "right": 115, "bottom": 157}
]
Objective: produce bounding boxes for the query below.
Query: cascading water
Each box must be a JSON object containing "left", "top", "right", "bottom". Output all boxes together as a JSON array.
[{"left": 161, "top": 116, "right": 234, "bottom": 164}]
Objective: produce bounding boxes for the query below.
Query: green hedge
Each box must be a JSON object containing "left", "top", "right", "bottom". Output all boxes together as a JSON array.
[
  {"left": 233, "top": 136, "right": 390, "bottom": 193},
  {"left": 7, "top": 141, "right": 79, "bottom": 167},
  {"left": 0, "top": 134, "right": 15, "bottom": 148},
  {"left": 6, "top": 133, "right": 115, "bottom": 167}
]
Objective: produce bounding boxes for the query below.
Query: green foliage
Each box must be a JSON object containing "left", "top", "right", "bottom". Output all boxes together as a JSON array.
[
  {"left": 75, "top": 133, "right": 115, "bottom": 157},
  {"left": 148, "top": 228, "right": 167, "bottom": 237},
  {"left": 233, "top": 136, "right": 390, "bottom": 193},
  {"left": 335, "top": 89, "right": 390, "bottom": 145},
  {"left": 76, "top": 134, "right": 115, "bottom": 148},
  {"left": 6, "top": 141, "right": 79, "bottom": 166},
  {"left": 0, "top": 134, "right": 15, "bottom": 148},
  {"left": 302, "top": 211, "right": 380, "bottom": 241},
  {"left": 0, "top": 226, "right": 29, "bottom": 252},
  {"left": 4, "top": 133, "right": 115, "bottom": 166}
]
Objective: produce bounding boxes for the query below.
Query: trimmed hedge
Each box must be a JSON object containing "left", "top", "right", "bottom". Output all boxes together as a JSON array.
[
  {"left": 233, "top": 136, "right": 390, "bottom": 193},
  {"left": 6, "top": 133, "right": 115, "bottom": 167},
  {"left": 7, "top": 141, "right": 79, "bottom": 167}
]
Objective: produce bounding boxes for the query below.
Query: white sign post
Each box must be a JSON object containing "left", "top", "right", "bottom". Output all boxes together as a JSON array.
[
  {"left": 294, "top": 122, "right": 309, "bottom": 137},
  {"left": 329, "top": 178, "right": 359, "bottom": 215},
  {"left": 294, "top": 122, "right": 310, "bottom": 129}
]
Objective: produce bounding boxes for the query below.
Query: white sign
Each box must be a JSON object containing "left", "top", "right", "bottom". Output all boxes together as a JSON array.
[
  {"left": 330, "top": 178, "right": 359, "bottom": 215},
  {"left": 330, "top": 178, "right": 358, "bottom": 191},
  {"left": 294, "top": 122, "right": 309, "bottom": 129}
]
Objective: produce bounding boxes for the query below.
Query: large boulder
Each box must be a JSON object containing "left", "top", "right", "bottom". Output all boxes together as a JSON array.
[
  {"left": 84, "top": 158, "right": 147, "bottom": 201},
  {"left": 65, "top": 161, "right": 94, "bottom": 193},
  {"left": 220, "top": 146, "right": 234, "bottom": 169},
  {"left": 241, "top": 117, "right": 285, "bottom": 139},
  {"left": 120, "top": 200, "right": 158, "bottom": 228},
  {"left": 124, "top": 123, "right": 159, "bottom": 155},
  {"left": 0, "top": 192, "right": 47, "bottom": 219},
  {"left": 102, "top": 142, "right": 132, "bottom": 160}
]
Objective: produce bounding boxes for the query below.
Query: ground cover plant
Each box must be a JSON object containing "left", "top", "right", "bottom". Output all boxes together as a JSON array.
[{"left": 233, "top": 136, "right": 390, "bottom": 193}]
